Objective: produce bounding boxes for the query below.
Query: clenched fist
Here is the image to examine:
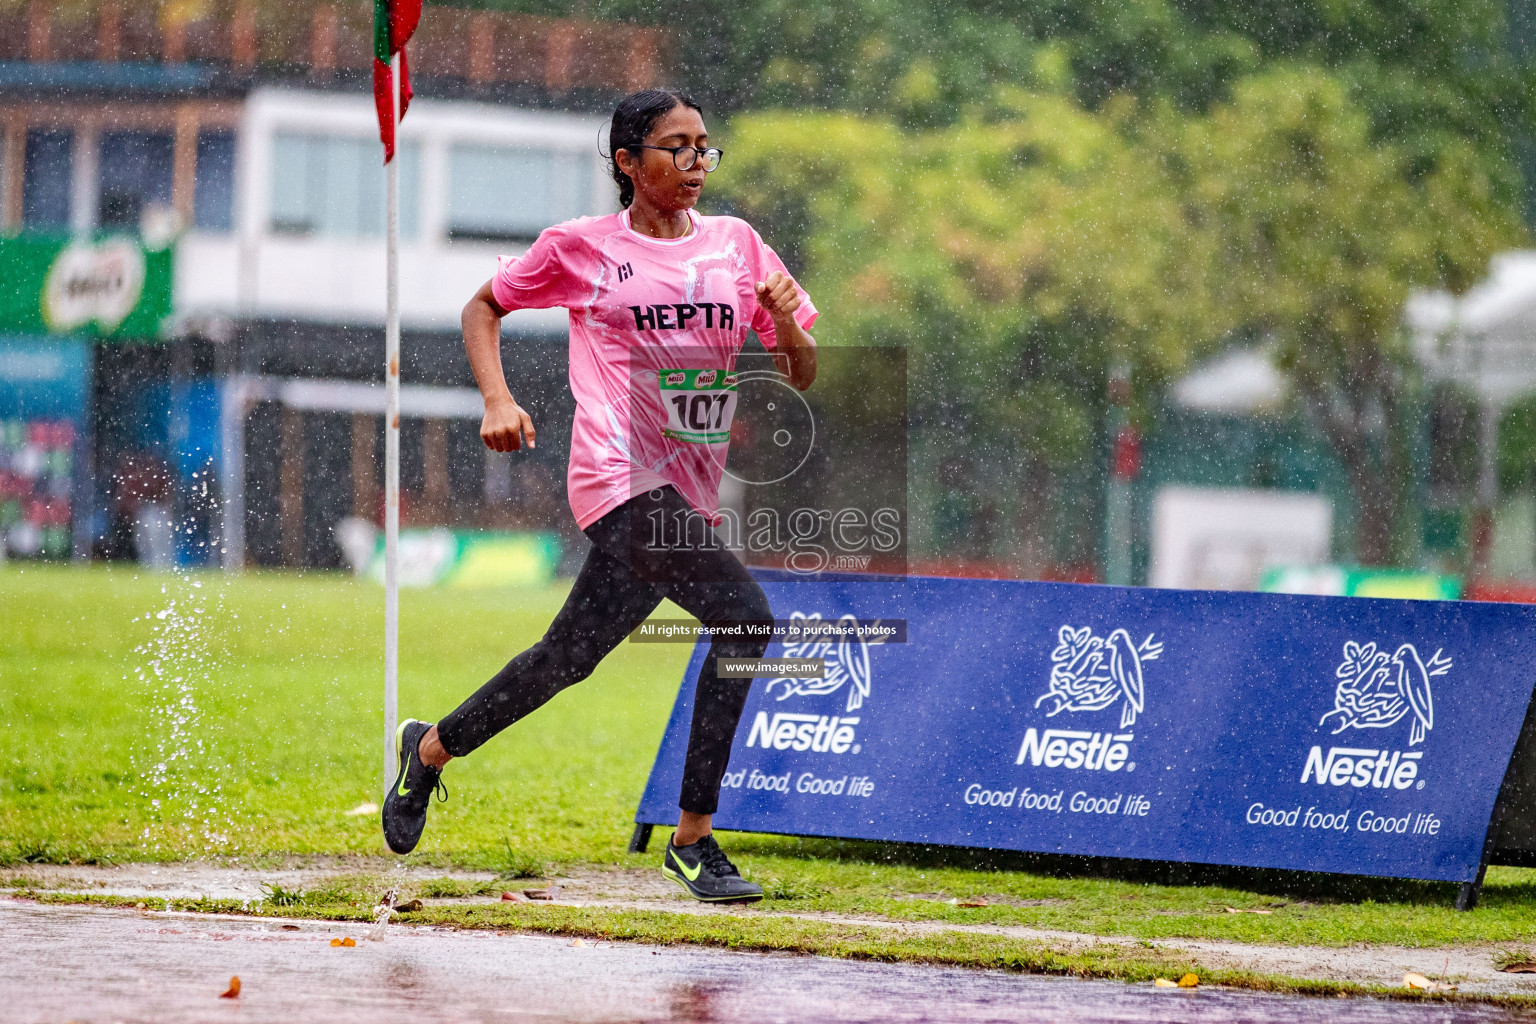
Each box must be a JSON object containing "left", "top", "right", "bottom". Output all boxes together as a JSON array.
[
  {"left": 754, "top": 271, "right": 801, "bottom": 323},
  {"left": 481, "top": 397, "right": 536, "bottom": 452}
]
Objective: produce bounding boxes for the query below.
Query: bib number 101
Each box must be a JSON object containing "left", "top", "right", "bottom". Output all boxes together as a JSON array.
[{"left": 659, "top": 368, "right": 738, "bottom": 445}]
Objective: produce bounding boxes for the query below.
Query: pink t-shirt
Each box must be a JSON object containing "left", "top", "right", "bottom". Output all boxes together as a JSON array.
[{"left": 492, "top": 208, "right": 818, "bottom": 530}]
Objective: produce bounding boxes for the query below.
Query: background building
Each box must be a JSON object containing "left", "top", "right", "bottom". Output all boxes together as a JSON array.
[{"left": 0, "top": 2, "right": 661, "bottom": 568}]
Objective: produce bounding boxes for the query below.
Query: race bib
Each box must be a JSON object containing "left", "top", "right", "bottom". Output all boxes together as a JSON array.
[{"left": 659, "top": 368, "right": 738, "bottom": 444}]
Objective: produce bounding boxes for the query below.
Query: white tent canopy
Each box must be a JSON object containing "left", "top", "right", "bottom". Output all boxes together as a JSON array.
[
  {"left": 1166, "top": 250, "right": 1536, "bottom": 418},
  {"left": 1171, "top": 346, "right": 1287, "bottom": 415},
  {"left": 1407, "top": 250, "right": 1536, "bottom": 406}
]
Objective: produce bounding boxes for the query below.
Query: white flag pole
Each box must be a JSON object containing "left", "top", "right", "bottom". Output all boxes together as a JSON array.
[{"left": 383, "top": 49, "right": 401, "bottom": 799}]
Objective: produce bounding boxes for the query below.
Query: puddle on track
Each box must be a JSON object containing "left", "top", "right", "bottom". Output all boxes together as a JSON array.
[{"left": 3, "top": 900, "right": 1532, "bottom": 1024}]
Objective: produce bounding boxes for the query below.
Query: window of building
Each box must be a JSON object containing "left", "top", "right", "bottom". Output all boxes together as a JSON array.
[
  {"left": 447, "top": 144, "right": 590, "bottom": 242},
  {"left": 193, "top": 131, "right": 236, "bottom": 232},
  {"left": 23, "top": 129, "right": 72, "bottom": 229},
  {"left": 269, "top": 132, "right": 418, "bottom": 239},
  {"left": 97, "top": 131, "right": 175, "bottom": 229}
]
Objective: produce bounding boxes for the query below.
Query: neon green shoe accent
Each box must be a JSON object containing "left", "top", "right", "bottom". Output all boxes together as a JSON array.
[
  {"left": 670, "top": 848, "right": 704, "bottom": 882},
  {"left": 662, "top": 864, "right": 755, "bottom": 902},
  {"left": 394, "top": 719, "right": 415, "bottom": 798}
]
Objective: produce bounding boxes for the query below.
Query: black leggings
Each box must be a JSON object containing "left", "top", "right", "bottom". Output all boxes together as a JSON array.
[{"left": 436, "top": 486, "right": 772, "bottom": 815}]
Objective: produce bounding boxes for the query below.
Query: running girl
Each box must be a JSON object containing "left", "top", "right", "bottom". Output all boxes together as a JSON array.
[{"left": 383, "top": 89, "right": 818, "bottom": 903}]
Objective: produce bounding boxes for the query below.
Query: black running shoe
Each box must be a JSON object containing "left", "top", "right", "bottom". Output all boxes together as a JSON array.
[
  {"left": 661, "top": 834, "right": 763, "bottom": 902},
  {"left": 382, "top": 719, "right": 446, "bottom": 855}
]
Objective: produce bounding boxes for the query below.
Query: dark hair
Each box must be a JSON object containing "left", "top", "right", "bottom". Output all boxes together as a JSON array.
[{"left": 607, "top": 89, "right": 702, "bottom": 208}]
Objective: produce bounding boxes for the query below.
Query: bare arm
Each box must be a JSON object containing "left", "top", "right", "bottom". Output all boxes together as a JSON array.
[
  {"left": 754, "top": 272, "right": 817, "bottom": 391},
  {"left": 463, "top": 279, "right": 536, "bottom": 452},
  {"left": 773, "top": 316, "right": 817, "bottom": 391}
]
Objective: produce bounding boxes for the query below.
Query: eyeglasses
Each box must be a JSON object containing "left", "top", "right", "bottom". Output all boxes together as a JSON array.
[{"left": 632, "top": 145, "right": 724, "bottom": 172}]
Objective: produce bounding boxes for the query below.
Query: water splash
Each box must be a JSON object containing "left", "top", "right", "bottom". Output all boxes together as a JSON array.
[
  {"left": 368, "top": 883, "right": 400, "bottom": 941},
  {"left": 129, "top": 569, "right": 235, "bottom": 852}
]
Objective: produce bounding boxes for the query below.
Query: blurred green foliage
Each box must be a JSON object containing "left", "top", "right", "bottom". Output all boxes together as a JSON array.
[
  {"left": 1500, "top": 392, "right": 1536, "bottom": 492},
  {"left": 1175, "top": 68, "right": 1524, "bottom": 562},
  {"left": 711, "top": 67, "right": 1521, "bottom": 565},
  {"left": 714, "top": 87, "right": 1209, "bottom": 562},
  {"left": 445, "top": 0, "right": 1533, "bottom": 181},
  {"left": 436, "top": 0, "right": 1535, "bottom": 566}
]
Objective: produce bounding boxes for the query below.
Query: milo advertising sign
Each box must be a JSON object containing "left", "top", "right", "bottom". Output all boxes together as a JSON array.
[{"left": 0, "top": 235, "right": 173, "bottom": 339}]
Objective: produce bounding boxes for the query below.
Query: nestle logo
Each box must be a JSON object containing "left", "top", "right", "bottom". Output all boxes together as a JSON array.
[
  {"left": 1015, "top": 728, "right": 1134, "bottom": 772},
  {"left": 1300, "top": 746, "right": 1422, "bottom": 789},
  {"left": 746, "top": 712, "right": 859, "bottom": 754}
]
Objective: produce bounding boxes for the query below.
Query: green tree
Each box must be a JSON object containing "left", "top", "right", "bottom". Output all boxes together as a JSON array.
[
  {"left": 719, "top": 66, "right": 1521, "bottom": 569},
  {"left": 718, "top": 87, "right": 1216, "bottom": 567},
  {"left": 443, "top": 0, "right": 1533, "bottom": 204},
  {"left": 1168, "top": 67, "right": 1522, "bottom": 564}
]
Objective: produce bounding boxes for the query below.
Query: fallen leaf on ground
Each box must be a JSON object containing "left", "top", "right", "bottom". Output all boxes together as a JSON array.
[
  {"left": 280, "top": 924, "right": 300, "bottom": 931},
  {"left": 500, "top": 891, "right": 525, "bottom": 902},
  {"left": 523, "top": 889, "right": 554, "bottom": 900},
  {"left": 394, "top": 899, "right": 423, "bottom": 913},
  {"left": 569, "top": 938, "right": 585, "bottom": 947},
  {"left": 1153, "top": 978, "right": 1178, "bottom": 988},
  {"left": 958, "top": 897, "right": 989, "bottom": 907},
  {"left": 219, "top": 977, "right": 240, "bottom": 999},
  {"left": 1403, "top": 972, "right": 1455, "bottom": 992},
  {"left": 344, "top": 802, "right": 379, "bottom": 817},
  {"left": 1224, "top": 907, "right": 1273, "bottom": 915},
  {"left": 1494, "top": 948, "right": 1536, "bottom": 972},
  {"left": 1178, "top": 974, "right": 1199, "bottom": 988},
  {"left": 330, "top": 937, "right": 356, "bottom": 947}
]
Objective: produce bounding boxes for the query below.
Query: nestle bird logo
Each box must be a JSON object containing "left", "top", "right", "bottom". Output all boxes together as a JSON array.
[
  {"left": 766, "top": 611, "right": 886, "bottom": 713},
  {"left": 1321, "top": 641, "right": 1449, "bottom": 746},
  {"left": 1036, "top": 625, "right": 1162, "bottom": 729}
]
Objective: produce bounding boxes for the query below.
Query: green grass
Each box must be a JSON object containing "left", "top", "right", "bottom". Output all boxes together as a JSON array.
[
  {"left": 1, "top": 563, "right": 683, "bottom": 866},
  {"left": 5, "top": 564, "right": 1536, "bottom": 954}
]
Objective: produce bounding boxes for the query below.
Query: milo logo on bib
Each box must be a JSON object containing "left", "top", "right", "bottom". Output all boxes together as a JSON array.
[{"left": 660, "top": 367, "right": 738, "bottom": 445}]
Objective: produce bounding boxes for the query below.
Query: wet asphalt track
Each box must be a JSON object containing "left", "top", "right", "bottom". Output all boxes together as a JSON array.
[{"left": 4, "top": 899, "right": 1533, "bottom": 1024}]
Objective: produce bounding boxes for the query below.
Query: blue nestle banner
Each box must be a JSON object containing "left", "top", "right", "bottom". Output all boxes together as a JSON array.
[{"left": 636, "top": 574, "right": 1536, "bottom": 883}]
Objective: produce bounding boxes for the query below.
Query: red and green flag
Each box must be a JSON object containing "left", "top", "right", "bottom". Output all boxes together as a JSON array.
[{"left": 373, "top": 0, "right": 422, "bottom": 162}]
